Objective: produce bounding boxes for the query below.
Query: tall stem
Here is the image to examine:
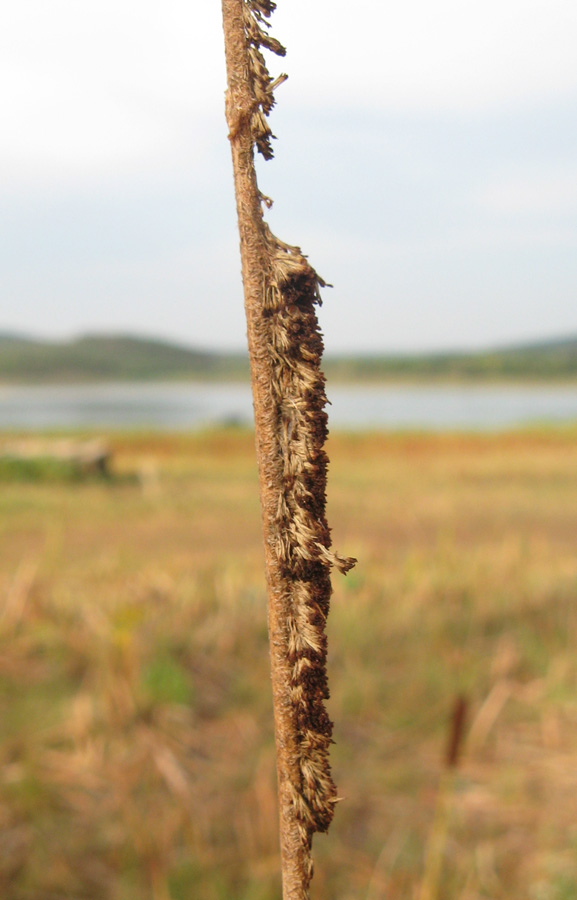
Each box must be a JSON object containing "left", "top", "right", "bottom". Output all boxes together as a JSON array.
[{"left": 221, "top": 2, "right": 355, "bottom": 896}]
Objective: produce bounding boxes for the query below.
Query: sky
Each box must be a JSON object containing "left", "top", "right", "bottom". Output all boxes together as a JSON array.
[{"left": 2, "top": 0, "right": 577, "bottom": 353}]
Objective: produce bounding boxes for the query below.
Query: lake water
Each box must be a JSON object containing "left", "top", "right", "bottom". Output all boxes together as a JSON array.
[{"left": 0, "top": 382, "right": 576, "bottom": 431}]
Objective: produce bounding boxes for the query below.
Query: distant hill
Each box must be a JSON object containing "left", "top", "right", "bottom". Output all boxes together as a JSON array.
[
  {"left": 2, "top": 332, "right": 577, "bottom": 383},
  {"left": 325, "top": 336, "right": 577, "bottom": 382},
  {"left": 0, "top": 333, "right": 36, "bottom": 346},
  {"left": 0, "top": 334, "right": 249, "bottom": 383}
]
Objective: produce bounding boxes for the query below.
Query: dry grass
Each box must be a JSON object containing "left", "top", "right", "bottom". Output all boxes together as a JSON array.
[{"left": 2, "top": 428, "right": 577, "bottom": 899}]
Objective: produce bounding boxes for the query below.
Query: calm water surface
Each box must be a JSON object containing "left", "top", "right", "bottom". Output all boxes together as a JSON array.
[{"left": 0, "top": 382, "right": 576, "bottom": 431}]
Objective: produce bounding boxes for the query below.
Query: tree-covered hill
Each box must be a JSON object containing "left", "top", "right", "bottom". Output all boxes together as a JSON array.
[
  {"left": 2, "top": 332, "right": 577, "bottom": 383},
  {"left": 0, "top": 334, "right": 249, "bottom": 382},
  {"left": 325, "top": 336, "right": 577, "bottom": 382}
]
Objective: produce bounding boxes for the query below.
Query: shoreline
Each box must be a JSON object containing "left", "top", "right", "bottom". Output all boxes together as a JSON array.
[{"left": 2, "top": 375, "right": 577, "bottom": 388}]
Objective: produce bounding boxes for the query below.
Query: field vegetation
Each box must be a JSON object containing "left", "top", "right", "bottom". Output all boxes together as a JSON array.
[{"left": 2, "top": 428, "right": 577, "bottom": 899}]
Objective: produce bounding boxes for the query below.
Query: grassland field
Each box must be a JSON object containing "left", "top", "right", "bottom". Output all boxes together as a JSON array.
[{"left": 2, "top": 427, "right": 577, "bottom": 900}]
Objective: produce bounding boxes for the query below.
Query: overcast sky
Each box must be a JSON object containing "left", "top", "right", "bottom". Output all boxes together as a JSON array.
[{"left": 2, "top": 0, "right": 577, "bottom": 353}]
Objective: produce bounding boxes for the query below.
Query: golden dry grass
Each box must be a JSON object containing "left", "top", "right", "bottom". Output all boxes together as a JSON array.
[{"left": 2, "top": 428, "right": 577, "bottom": 899}]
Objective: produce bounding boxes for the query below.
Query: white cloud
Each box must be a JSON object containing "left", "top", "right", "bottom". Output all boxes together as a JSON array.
[
  {"left": 478, "top": 170, "right": 577, "bottom": 215},
  {"left": 0, "top": 0, "right": 226, "bottom": 179},
  {"left": 273, "top": 0, "right": 577, "bottom": 112},
  {"left": 2, "top": 0, "right": 577, "bottom": 184},
  {"left": 3, "top": 0, "right": 577, "bottom": 352}
]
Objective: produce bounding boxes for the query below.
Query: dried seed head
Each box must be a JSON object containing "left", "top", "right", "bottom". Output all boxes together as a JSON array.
[
  {"left": 240, "top": 0, "right": 287, "bottom": 159},
  {"left": 260, "top": 224, "right": 356, "bottom": 850}
]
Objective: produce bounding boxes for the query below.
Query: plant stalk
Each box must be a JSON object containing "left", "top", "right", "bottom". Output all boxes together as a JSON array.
[
  {"left": 221, "top": 2, "right": 311, "bottom": 894},
  {"left": 221, "top": 1, "right": 355, "bottom": 897}
]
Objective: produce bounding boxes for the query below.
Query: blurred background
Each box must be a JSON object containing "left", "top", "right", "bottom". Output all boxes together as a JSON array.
[
  {"left": 2, "top": 0, "right": 577, "bottom": 354},
  {"left": 2, "top": 2, "right": 577, "bottom": 899}
]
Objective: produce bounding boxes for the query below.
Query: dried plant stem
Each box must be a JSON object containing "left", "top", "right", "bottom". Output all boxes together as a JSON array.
[
  {"left": 418, "top": 771, "right": 455, "bottom": 900},
  {"left": 221, "top": 1, "right": 355, "bottom": 897},
  {"left": 419, "top": 697, "right": 468, "bottom": 900}
]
